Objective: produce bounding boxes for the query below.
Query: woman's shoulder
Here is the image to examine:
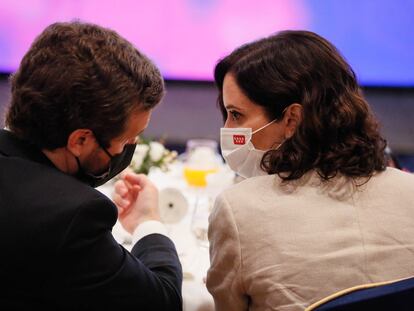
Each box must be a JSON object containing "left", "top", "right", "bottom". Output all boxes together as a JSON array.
[
  {"left": 370, "top": 167, "right": 414, "bottom": 190},
  {"left": 221, "top": 171, "right": 320, "bottom": 197},
  {"left": 216, "top": 168, "right": 414, "bottom": 208},
  {"left": 214, "top": 174, "right": 287, "bottom": 216},
  {"left": 383, "top": 167, "right": 414, "bottom": 178},
  {"left": 222, "top": 174, "right": 281, "bottom": 196}
]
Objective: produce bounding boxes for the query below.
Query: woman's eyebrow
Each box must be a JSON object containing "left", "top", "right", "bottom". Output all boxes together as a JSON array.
[{"left": 225, "top": 104, "right": 242, "bottom": 111}]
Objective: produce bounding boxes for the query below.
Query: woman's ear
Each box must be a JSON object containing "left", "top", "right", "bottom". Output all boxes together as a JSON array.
[
  {"left": 283, "top": 103, "right": 303, "bottom": 139},
  {"left": 66, "top": 129, "right": 94, "bottom": 157}
]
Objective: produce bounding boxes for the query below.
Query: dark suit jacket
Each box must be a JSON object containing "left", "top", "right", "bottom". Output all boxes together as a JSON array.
[{"left": 0, "top": 129, "right": 182, "bottom": 310}]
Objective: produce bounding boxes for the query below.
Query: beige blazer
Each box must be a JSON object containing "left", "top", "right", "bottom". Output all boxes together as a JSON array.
[{"left": 207, "top": 168, "right": 414, "bottom": 311}]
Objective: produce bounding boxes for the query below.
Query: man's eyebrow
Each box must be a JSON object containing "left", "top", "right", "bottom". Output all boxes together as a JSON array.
[{"left": 118, "top": 130, "right": 143, "bottom": 142}]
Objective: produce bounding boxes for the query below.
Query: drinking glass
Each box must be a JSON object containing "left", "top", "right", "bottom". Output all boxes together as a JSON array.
[
  {"left": 183, "top": 139, "right": 220, "bottom": 247},
  {"left": 183, "top": 139, "right": 220, "bottom": 187}
]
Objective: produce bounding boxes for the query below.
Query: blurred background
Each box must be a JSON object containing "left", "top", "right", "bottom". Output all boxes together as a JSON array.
[{"left": 0, "top": 0, "right": 413, "bottom": 170}]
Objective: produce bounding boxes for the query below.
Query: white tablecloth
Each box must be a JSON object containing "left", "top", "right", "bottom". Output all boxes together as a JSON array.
[{"left": 97, "top": 162, "right": 235, "bottom": 311}]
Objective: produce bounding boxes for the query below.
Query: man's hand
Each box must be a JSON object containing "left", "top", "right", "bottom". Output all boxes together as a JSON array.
[{"left": 113, "top": 173, "right": 161, "bottom": 234}]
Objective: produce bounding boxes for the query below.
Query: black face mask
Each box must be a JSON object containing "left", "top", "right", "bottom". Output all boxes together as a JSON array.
[{"left": 76, "top": 142, "right": 136, "bottom": 188}]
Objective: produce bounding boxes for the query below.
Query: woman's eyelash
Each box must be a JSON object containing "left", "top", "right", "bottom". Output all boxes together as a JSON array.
[{"left": 229, "top": 110, "right": 241, "bottom": 120}]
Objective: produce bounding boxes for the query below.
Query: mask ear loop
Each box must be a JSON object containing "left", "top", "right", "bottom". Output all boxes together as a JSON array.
[
  {"left": 82, "top": 133, "right": 113, "bottom": 178},
  {"left": 68, "top": 131, "right": 104, "bottom": 169},
  {"left": 93, "top": 133, "right": 114, "bottom": 159},
  {"left": 252, "top": 119, "right": 278, "bottom": 135},
  {"left": 252, "top": 107, "right": 288, "bottom": 135}
]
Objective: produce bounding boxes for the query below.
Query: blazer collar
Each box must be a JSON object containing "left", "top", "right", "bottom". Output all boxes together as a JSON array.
[{"left": 0, "top": 129, "right": 55, "bottom": 167}]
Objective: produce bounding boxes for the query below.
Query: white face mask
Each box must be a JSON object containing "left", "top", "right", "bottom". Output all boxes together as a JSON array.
[{"left": 220, "top": 119, "right": 278, "bottom": 179}]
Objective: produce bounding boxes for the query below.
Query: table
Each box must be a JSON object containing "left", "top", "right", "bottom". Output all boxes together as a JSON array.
[{"left": 97, "top": 162, "right": 235, "bottom": 311}]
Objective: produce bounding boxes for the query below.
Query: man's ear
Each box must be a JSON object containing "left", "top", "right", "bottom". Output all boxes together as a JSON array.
[
  {"left": 282, "top": 103, "right": 303, "bottom": 139},
  {"left": 66, "top": 129, "right": 94, "bottom": 157}
]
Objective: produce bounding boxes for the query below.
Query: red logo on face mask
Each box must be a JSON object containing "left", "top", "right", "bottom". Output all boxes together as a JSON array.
[{"left": 233, "top": 135, "right": 245, "bottom": 145}]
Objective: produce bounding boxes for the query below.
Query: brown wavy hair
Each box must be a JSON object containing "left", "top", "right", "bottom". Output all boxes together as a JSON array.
[
  {"left": 6, "top": 21, "right": 164, "bottom": 150},
  {"left": 214, "top": 30, "right": 386, "bottom": 181}
]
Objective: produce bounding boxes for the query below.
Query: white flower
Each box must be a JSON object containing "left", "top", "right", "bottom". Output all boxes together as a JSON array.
[
  {"left": 132, "top": 144, "right": 150, "bottom": 168},
  {"left": 128, "top": 139, "right": 176, "bottom": 175},
  {"left": 149, "top": 141, "right": 165, "bottom": 162}
]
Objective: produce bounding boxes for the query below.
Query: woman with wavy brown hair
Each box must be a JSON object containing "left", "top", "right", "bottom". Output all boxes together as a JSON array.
[{"left": 207, "top": 30, "right": 414, "bottom": 311}]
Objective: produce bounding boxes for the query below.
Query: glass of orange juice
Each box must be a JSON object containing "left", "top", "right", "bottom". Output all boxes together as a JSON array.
[
  {"left": 183, "top": 139, "right": 221, "bottom": 247},
  {"left": 183, "top": 139, "right": 220, "bottom": 187}
]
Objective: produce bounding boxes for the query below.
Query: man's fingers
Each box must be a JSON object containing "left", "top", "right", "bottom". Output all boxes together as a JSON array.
[
  {"left": 130, "top": 185, "right": 141, "bottom": 198},
  {"left": 124, "top": 173, "right": 149, "bottom": 188},
  {"left": 119, "top": 167, "right": 133, "bottom": 179},
  {"left": 114, "top": 180, "right": 128, "bottom": 197},
  {"left": 112, "top": 193, "right": 130, "bottom": 209}
]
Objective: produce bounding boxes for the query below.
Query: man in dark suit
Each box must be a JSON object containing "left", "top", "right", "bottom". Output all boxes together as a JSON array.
[{"left": 0, "top": 22, "right": 182, "bottom": 310}]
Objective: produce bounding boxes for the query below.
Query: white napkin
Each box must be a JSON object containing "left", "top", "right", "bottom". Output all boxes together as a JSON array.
[{"left": 159, "top": 187, "right": 189, "bottom": 224}]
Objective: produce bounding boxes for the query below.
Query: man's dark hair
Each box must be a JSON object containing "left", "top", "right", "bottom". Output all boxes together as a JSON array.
[
  {"left": 215, "top": 30, "right": 386, "bottom": 181},
  {"left": 6, "top": 21, "right": 164, "bottom": 149}
]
